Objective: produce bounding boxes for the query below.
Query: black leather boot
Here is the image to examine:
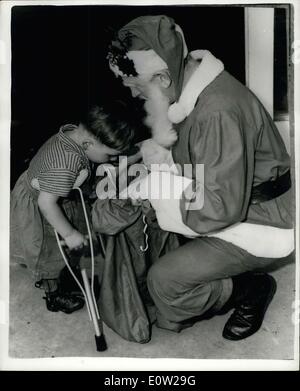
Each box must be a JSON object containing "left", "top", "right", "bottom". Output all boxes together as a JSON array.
[
  {"left": 222, "top": 272, "right": 277, "bottom": 341},
  {"left": 43, "top": 290, "right": 85, "bottom": 314}
]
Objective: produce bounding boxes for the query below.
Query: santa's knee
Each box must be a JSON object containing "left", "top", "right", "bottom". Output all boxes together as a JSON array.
[
  {"left": 147, "top": 262, "right": 186, "bottom": 303},
  {"left": 147, "top": 263, "right": 170, "bottom": 299}
]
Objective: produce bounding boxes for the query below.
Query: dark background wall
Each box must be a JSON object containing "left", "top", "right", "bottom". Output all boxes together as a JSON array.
[{"left": 11, "top": 5, "right": 245, "bottom": 187}]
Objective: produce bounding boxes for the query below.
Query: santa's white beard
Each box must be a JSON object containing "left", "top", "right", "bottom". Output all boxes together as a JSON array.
[{"left": 143, "top": 85, "right": 178, "bottom": 148}]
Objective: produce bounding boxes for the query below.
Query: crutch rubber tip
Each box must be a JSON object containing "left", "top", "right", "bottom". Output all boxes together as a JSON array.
[{"left": 95, "top": 334, "right": 107, "bottom": 351}]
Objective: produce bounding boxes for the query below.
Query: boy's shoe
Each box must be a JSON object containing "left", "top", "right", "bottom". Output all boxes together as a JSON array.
[
  {"left": 59, "top": 265, "right": 100, "bottom": 301},
  {"left": 43, "top": 291, "right": 85, "bottom": 314}
]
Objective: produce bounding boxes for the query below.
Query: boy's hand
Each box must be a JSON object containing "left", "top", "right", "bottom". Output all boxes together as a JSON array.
[{"left": 64, "top": 229, "right": 88, "bottom": 251}]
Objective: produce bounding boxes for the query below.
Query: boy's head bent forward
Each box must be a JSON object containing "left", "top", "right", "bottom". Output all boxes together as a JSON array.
[{"left": 68, "top": 103, "right": 135, "bottom": 164}]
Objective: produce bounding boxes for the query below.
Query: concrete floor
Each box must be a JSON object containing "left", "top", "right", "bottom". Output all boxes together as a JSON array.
[{"left": 9, "top": 256, "right": 295, "bottom": 360}]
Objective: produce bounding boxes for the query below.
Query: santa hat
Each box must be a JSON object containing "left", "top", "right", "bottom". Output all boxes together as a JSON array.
[{"left": 108, "top": 15, "right": 188, "bottom": 101}]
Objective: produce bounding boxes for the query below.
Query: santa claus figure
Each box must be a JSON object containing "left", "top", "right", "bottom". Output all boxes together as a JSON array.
[{"left": 107, "top": 15, "right": 294, "bottom": 341}]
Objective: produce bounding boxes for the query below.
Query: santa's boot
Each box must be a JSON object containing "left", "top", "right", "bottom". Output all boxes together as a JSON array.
[{"left": 222, "top": 272, "right": 277, "bottom": 341}]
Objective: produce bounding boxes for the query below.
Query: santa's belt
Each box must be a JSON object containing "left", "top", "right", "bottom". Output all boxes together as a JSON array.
[{"left": 250, "top": 170, "right": 291, "bottom": 204}]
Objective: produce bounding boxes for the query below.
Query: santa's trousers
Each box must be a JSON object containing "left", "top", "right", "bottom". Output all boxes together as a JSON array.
[{"left": 147, "top": 236, "right": 287, "bottom": 332}]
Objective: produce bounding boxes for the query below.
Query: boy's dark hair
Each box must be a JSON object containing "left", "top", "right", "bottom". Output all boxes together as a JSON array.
[{"left": 81, "top": 101, "right": 135, "bottom": 152}]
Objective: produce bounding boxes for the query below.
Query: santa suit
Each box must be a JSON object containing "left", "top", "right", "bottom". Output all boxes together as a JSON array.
[{"left": 146, "top": 50, "right": 294, "bottom": 332}]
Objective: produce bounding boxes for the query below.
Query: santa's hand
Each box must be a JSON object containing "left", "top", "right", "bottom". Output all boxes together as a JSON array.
[
  {"left": 120, "top": 171, "right": 190, "bottom": 207},
  {"left": 140, "top": 139, "right": 175, "bottom": 169}
]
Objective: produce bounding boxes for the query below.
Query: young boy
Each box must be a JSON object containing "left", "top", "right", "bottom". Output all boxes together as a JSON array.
[{"left": 10, "top": 103, "right": 135, "bottom": 314}]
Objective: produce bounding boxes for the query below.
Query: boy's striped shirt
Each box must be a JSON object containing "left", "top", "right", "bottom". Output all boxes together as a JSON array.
[{"left": 27, "top": 124, "right": 90, "bottom": 197}]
